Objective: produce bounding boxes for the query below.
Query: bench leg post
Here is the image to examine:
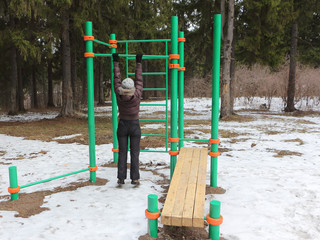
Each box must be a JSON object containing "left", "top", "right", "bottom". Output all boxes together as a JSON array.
[
  {"left": 147, "top": 194, "right": 159, "bottom": 237},
  {"left": 208, "top": 200, "right": 222, "bottom": 240}
]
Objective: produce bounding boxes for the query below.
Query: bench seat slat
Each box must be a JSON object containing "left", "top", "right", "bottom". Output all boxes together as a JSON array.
[
  {"left": 161, "top": 148, "right": 188, "bottom": 225},
  {"left": 193, "top": 148, "right": 208, "bottom": 227},
  {"left": 171, "top": 148, "right": 194, "bottom": 226},
  {"left": 182, "top": 148, "right": 201, "bottom": 226}
]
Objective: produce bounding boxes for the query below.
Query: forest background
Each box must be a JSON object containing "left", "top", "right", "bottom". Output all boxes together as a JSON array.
[{"left": 0, "top": 0, "right": 319, "bottom": 118}]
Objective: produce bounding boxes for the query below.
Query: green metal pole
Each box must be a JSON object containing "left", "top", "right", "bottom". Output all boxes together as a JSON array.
[
  {"left": 211, "top": 14, "right": 221, "bottom": 187},
  {"left": 125, "top": 42, "right": 129, "bottom": 78},
  {"left": 170, "top": 16, "right": 179, "bottom": 179},
  {"left": 8, "top": 166, "right": 19, "bottom": 200},
  {"left": 20, "top": 168, "right": 89, "bottom": 188},
  {"left": 165, "top": 42, "right": 169, "bottom": 151},
  {"left": 110, "top": 33, "right": 119, "bottom": 163},
  {"left": 85, "top": 21, "right": 96, "bottom": 183},
  {"left": 178, "top": 31, "right": 185, "bottom": 149},
  {"left": 209, "top": 200, "right": 221, "bottom": 240},
  {"left": 147, "top": 194, "right": 159, "bottom": 237}
]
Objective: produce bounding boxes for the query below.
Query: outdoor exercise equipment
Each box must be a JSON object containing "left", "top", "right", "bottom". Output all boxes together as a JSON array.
[
  {"left": 143, "top": 15, "right": 223, "bottom": 240},
  {"left": 7, "top": 14, "right": 222, "bottom": 240}
]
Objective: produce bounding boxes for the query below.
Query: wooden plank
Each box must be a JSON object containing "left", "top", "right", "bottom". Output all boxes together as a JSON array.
[
  {"left": 192, "top": 148, "right": 208, "bottom": 227},
  {"left": 171, "top": 147, "right": 194, "bottom": 226},
  {"left": 161, "top": 148, "right": 188, "bottom": 225},
  {"left": 182, "top": 148, "right": 201, "bottom": 227}
]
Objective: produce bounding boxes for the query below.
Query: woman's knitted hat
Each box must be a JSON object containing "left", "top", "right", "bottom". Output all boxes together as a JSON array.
[
  {"left": 119, "top": 78, "right": 135, "bottom": 96},
  {"left": 121, "top": 78, "right": 134, "bottom": 89}
]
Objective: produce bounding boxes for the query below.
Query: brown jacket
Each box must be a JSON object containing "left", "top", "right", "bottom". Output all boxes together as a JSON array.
[{"left": 113, "top": 62, "right": 143, "bottom": 120}]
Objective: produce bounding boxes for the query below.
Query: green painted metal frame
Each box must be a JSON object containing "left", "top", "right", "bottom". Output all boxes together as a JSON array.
[
  {"left": 85, "top": 21, "right": 97, "bottom": 183},
  {"left": 178, "top": 31, "right": 185, "bottom": 150},
  {"left": 110, "top": 33, "right": 119, "bottom": 163},
  {"left": 209, "top": 200, "right": 221, "bottom": 239},
  {"left": 95, "top": 53, "right": 168, "bottom": 59},
  {"left": 147, "top": 194, "right": 159, "bottom": 237},
  {"left": 170, "top": 16, "right": 179, "bottom": 179},
  {"left": 211, "top": 15, "right": 222, "bottom": 187}
]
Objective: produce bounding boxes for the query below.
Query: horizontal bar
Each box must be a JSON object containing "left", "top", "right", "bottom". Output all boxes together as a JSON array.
[
  {"left": 144, "top": 88, "right": 167, "bottom": 91},
  {"left": 142, "top": 134, "right": 167, "bottom": 137},
  {"left": 140, "top": 150, "right": 169, "bottom": 153},
  {"left": 127, "top": 56, "right": 168, "bottom": 60},
  {"left": 139, "top": 119, "right": 166, "bottom": 122},
  {"left": 140, "top": 103, "right": 166, "bottom": 106},
  {"left": 93, "top": 39, "right": 112, "bottom": 47},
  {"left": 117, "top": 39, "right": 171, "bottom": 43},
  {"left": 20, "top": 168, "right": 89, "bottom": 189},
  {"left": 180, "top": 138, "right": 209, "bottom": 142},
  {"left": 94, "top": 53, "right": 168, "bottom": 59},
  {"left": 128, "top": 72, "right": 167, "bottom": 76}
]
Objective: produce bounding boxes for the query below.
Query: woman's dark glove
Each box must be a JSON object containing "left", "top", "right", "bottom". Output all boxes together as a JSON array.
[
  {"left": 136, "top": 53, "right": 143, "bottom": 63},
  {"left": 112, "top": 53, "right": 119, "bottom": 62}
]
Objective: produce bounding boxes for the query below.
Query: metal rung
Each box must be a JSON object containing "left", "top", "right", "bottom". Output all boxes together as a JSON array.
[
  {"left": 139, "top": 119, "right": 166, "bottom": 122},
  {"left": 140, "top": 103, "right": 166, "bottom": 106},
  {"left": 140, "top": 150, "right": 169, "bottom": 153},
  {"left": 144, "top": 88, "right": 167, "bottom": 91},
  {"left": 117, "top": 39, "right": 171, "bottom": 43},
  {"left": 142, "top": 134, "right": 166, "bottom": 137},
  {"left": 128, "top": 72, "right": 166, "bottom": 76}
]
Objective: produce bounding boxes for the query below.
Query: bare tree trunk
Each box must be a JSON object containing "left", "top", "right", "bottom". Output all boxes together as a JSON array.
[
  {"left": 220, "top": 0, "right": 226, "bottom": 41},
  {"left": 82, "top": 42, "right": 87, "bottom": 104},
  {"left": 60, "top": 7, "right": 74, "bottom": 117},
  {"left": 9, "top": 46, "right": 18, "bottom": 115},
  {"left": 47, "top": 59, "right": 55, "bottom": 107},
  {"left": 71, "top": 49, "right": 78, "bottom": 109},
  {"left": 230, "top": 38, "right": 235, "bottom": 113},
  {"left": 285, "top": 21, "right": 298, "bottom": 112},
  {"left": 32, "top": 67, "right": 38, "bottom": 108},
  {"left": 17, "top": 55, "right": 25, "bottom": 111},
  {"left": 220, "top": 0, "right": 234, "bottom": 119}
]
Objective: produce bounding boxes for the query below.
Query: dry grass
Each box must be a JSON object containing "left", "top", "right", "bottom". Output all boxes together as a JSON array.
[
  {"left": 0, "top": 117, "right": 114, "bottom": 145},
  {"left": 283, "top": 138, "right": 304, "bottom": 145},
  {"left": 257, "top": 126, "right": 284, "bottom": 135},
  {"left": 220, "top": 114, "right": 255, "bottom": 123},
  {"left": 0, "top": 150, "right": 7, "bottom": 156},
  {"left": 230, "top": 138, "right": 250, "bottom": 143},
  {"left": 141, "top": 136, "right": 166, "bottom": 150},
  {"left": 219, "top": 129, "right": 241, "bottom": 138},
  {"left": 273, "top": 150, "right": 303, "bottom": 158},
  {"left": 295, "top": 119, "right": 316, "bottom": 125}
]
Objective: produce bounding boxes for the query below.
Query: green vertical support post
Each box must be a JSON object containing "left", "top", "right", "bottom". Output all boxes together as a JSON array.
[
  {"left": 85, "top": 21, "right": 96, "bottom": 183},
  {"left": 211, "top": 14, "right": 221, "bottom": 187},
  {"left": 209, "top": 200, "right": 221, "bottom": 240},
  {"left": 125, "top": 42, "right": 129, "bottom": 78},
  {"left": 8, "top": 166, "right": 19, "bottom": 200},
  {"left": 178, "top": 31, "right": 185, "bottom": 149},
  {"left": 170, "top": 16, "right": 179, "bottom": 179},
  {"left": 165, "top": 42, "right": 169, "bottom": 151},
  {"left": 110, "top": 33, "right": 119, "bottom": 163},
  {"left": 147, "top": 194, "right": 159, "bottom": 237}
]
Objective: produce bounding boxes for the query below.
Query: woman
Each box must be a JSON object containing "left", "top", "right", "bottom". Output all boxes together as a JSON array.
[{"left": 112, "top": 53, "right": 143, "bottom": 185}]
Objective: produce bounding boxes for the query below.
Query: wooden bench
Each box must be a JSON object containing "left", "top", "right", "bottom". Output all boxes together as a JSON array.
[{"left": 161, "top": 147, "right": 208, "bottom": 228}]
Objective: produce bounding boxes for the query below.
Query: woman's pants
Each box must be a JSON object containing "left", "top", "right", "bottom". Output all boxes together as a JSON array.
[{"left": 117, "top": 119, "right": 141, "bottom": 180}]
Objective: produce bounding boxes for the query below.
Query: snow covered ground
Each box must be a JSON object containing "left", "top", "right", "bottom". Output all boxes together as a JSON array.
[{"left": 0, "top": 97, "right": 320, "bottom": 240}]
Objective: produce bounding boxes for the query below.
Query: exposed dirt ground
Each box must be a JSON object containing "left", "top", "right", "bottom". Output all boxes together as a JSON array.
[{"left": 0, "top": 178, "right": 108, "bottom": 218}]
